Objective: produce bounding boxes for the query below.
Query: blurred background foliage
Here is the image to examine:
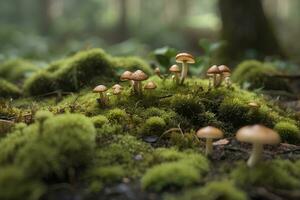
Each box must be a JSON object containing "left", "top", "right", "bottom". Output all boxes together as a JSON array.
[{"left": 0, "top": 0, "right": 300, "bottom": 72}]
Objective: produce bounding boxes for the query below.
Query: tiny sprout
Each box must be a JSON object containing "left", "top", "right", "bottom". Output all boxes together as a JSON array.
[
  {"left": 175, "top": 53, "right": 195, "bottom": 85},
  {"left": 236, "top": 125, "right": 280, "bottom": 167},
  {"left": 248, "top": 102, "right": 260, "bottom": 109},
  {"left": 196, "top": 126, "right": 224, "bottom": 156}
]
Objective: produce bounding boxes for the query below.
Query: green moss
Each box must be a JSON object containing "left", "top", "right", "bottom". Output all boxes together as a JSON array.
[
  {"left": 24, "top": 71, "right": 57, "bottom": 96},
  {"left": 88, "top": 165, "right": 125, "bottom": 183},
  {"left": 106, "top": 108, "right": 128, "bottom": 124},
  {"left": 91, "top": 115, "right": 109, "bottom": 128},
  {"left": 113, "top": 56, "right": 152, "bottom": 75},
  {"left": 141, "top": 162, "right": 200, "bottom": 191},
  {"left": 0, "top": 59, "right": 37, "bottom": 82},
  {"left": 274, "top": 121, "right": 300, "bottom": 143},
  {"left": 166, "top": 180, "right": 247, "bottom": 200},
  {"left": 232, "top": 60, "right": 290, "bottom": 91},
  {"left": 0, "top": 166, "right": 45, "bottom": 200},
  {"left": 0, "top": 78, "right": 21, "bottom": 98},
  {"left": 231, "top": 160, "right": 300, "bottom": 189},
  {"left": 141, "top": 116, "right": 166, "bottom": 136},
  {"left": 142, "top": 148, "right": 209, "bottom": 191}
]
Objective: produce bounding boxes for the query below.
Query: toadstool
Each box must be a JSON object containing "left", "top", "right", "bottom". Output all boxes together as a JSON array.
[
  {"left": 131, "top": 70, "right": 148, "bottom": 95},
  {"left": 207, "top": 65, "right": 221, "bottom": 88},
  {"left": 93, "top": 85, "right": 108, "bottom": 104},
  {"left": 196, "top": 126, "right": 224, "bottom": 156},
  {"left": 175, "top": 53, "right": 195, "bottom": 85},
  {"left": 169, "top": 64, "right": 181, "bottom": 84},
  {"left": 218, "top": 65, "right": 231, "bottom": 87},
  {"left": 236, "top": 125, "right": 281, "bottom": 167}
]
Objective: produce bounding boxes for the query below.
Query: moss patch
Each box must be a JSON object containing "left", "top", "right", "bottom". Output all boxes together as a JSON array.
[{"left": 0, "top": 78, "right": 21, "bottom": 98}]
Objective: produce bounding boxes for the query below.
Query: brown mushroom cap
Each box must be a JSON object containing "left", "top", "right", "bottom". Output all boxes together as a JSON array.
[
  {"left": 120, "top": 71, "right": 132, "bottom": 81},
  {"left": 154, "top": 67, "right": 161, "bottom": 74},
  {"left": 175, "top": 53, "right": 195, "bottom": 64},
  {"left": 196, "top": 126, "right": 224, "bottom": 139},
  {"left": 207, "top": 65, "right": 221, "bottom": 75},
  {"left": 113, "top": 88, "right": 121, "bottom": 95},
  {"left": 169, "top": 64, "right": 181, "bottom": 73},
  {"left": 218, "top": 65, "right": 231, "bottom": 73},
  {"left": 144, "top": 81, "right": 157, "bottom": 90},
  {"left": 112, "top": 84, "right": 123, "bottom": 90},
  {"left": 236, "top": 125, "right": 281, "bottom": 145},
  {"left": 93, "top": 85, "right": 107, "bottom": 93},
  {"left": 131, "top": 70, "right": 148, "bottom": 81}
]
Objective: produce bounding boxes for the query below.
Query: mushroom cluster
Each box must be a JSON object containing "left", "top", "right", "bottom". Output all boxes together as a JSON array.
[{"left": 206, "top": 65, "right": 231, "bottom": 88}]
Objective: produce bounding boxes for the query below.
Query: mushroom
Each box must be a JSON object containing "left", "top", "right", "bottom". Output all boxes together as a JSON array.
[
  {"left": 207, "top": 65, "right": 221, "bottom": 88},
  {"left": 196, "top": 126, "right": 224, "bottom": 156},
  {"left": 175, "top": 53, "right": 195, "bottom": 85},
  {"left": 120, "top": 71, "right": 133, "bottom": 86},
  {"left": 236, "top": 125, "right": 281, "bottom": 167},
  {"left": 169, "top": 64, "right": 181, "bottom": 84},
  {"left": 154, "top": 67, "right": 163, "bottom": 79},
  {"left": 112, "top": 84, "right": 123, "bottom": 91},
  {"left": 218, "top": 65, "right": 231, "bottom": 87},
  {"left": 144, "top": 81, "right": 157, "bottom": 93},
  {"left": 93, "top": 85, "right": 108, "bottom": 104},
  {"left": 131, "top": 70, "right": 148, "bottom": 95}
]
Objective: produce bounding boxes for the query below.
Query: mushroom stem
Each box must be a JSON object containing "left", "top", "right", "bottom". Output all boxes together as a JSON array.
[
  {"left": 208, "top": 77, "right": 212, "bottom": 89},
  {"left": 175, "top": 73, "right": 180, "bottom": 85},
  {"left": 205, "top": 138, "right": 213, "bottom": 156},
  {"left": 180, "top": 62, "right": 188, "bottom": 85},
  {"left": 225, "top": 77, "right": 231, "bottom": 88},
  {"left": 133, "top": 81, "right": 139, "bottom": 94},
  {"left": 138, "top": 81, "right": 143, "bottom": 95},
  {"left": 247, "top": 143, "right": 263, "bottom": 167},
  {"left": 213, "top": 75, "right": 217, "bottom": 88}
]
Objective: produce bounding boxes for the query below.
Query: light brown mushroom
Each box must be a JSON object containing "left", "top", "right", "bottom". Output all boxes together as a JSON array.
[
  {"left": 218, "top": 65, "right": 231, "bottom": 87},
  {"left": 169, "top": 64, "right": 181, "bottom": 84},
  {"left": 175, "top": 53, "right": 195, "bottom": 85},
  {"left": 93, "top": 85, "right": 108, "bottom": 104},
  {"left": 112, "top": 84, "right": 123, "bottom": 90},
  {"left": 154, "top": 67, "right": 163, "bottom": 79},
  {"left": 207, "top": 65, "right": 221, "bottom": 88},
  {"left": 144, "top": 81, "right": 157, "bottom": 90},
  {"left": 196, "top": 126, "right": 224, "bottom": 156},
  {"left": 131, "top": 70, "right": 148, "bottom": 95},
  {"left": 236, "top": 125, "right": 280, "bottom": 167}
]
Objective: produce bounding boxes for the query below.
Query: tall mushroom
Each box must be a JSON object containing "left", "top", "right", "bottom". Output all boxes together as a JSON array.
[
  {"left": 169, "top": 64, "right": 181, "bottom": 85},
  {"left": 207, "top": 65, "right": 221, "bottom": 88},
  {"left": 175, "top": 53, "right": 195, "bottom": 85},
  {"left": 218, "top": 65, "right": 231, "bottom": 87},
  {"left": 196, "top": 126, "right": 224, "bottom": 156},
  {"left": 236, "top": 125, "right": 281, "bottom": 167},
  {"left": 131, "top": 70, "right": 148, "bottom": 95},
  {"left": 93, "top": 85, "right": 108, "bottom": 104}
]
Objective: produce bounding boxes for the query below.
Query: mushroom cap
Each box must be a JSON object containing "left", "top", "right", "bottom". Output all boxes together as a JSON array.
[
  {"left": 112, "top": 84, "right": 123, "bottom": 90},
  {"left": 131, "top": 70, "right": 148, "bottom": 81},
  {"left": 207, "top": 65, "right": 221, "bottom": 75},
  {"left": 175, "top": 53, "right": 195, "bottom": 64},
  {"left": 248, "top": 102, "right": 260, "bottom": 108},
  {"left": 113, "top": 88, "right": 121, "bottom": 95},
  {"left": 144, "top": 81, "right": 157, "bottom": 89},
  {"left": 218, "top": 65, "right": 231, "bottom": 73},
  {"left": 120, "top": 71, "right": 132, "bottom": 81},
  {"left": 236, "top": 125, "right": 281, "bottom": 145},
  {"left": 154, "top": 67, "right": 161, "bottom": 74},
  {"left": 169, "top": 64, "right": 181, "bottom": 73},
  {"left": 196, "top": 126, "right": 224, "bottom": 139},
  {"left": 93, "top": 85, "right": 107, "bottom": 93}
]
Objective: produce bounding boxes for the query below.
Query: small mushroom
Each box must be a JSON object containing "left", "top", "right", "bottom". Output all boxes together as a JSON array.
[
  {"left": 113, "top": 88, "right": 122, "bottom": 100},
  {"left": 175, "top": 53, "right": 195, "bottom": 85},
  {"left": 112, "top": 84, "right": 123, "bottom": 91},
  {"left": 144, "top": 81, "right": 157, "bottom": 94},
  {"left": 131, "top": 70, "right": 148, "bottom": 95},
  {"left": 93, "top": 85, "right": 108, "bottom": 104},
  {"left": 218, "top": 65, "right": 231, "bottom": 87},
  {"left": 169, "top": 64, "right": 181, "bottom": 84},
  {"left": 196, "top": 126, "right": 224, "bottom": 156},
  {"left": 236, "top": 125, "right": 281, "bottom": 167},
  {"left": 207, "top": 65, "right": 221, "bottom": 88},
  {"left": 154, "top": 67, "right": 163, "bottom": 79},
  {"left": 120, "top": 71, "right": 134, "bottom": 87}
]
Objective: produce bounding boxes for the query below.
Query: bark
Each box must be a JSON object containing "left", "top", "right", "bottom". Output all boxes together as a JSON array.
[{"left": 218, "top": 0, "right": 284, "bottom": 62}]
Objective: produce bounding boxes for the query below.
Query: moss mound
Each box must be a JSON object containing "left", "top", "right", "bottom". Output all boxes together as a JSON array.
[
  {"left": 0, "top": 78, "right": 21, "bottom": 98},
  {"left": 231, "top": 160, "right": 300, "bottom": 189},
  {"left": 232, "top": 60, "right": 291, "bottom": 91},
  {"left": 274, "top": 121, "right": 300, "bottom": 143},
  {"left": 0, "top": 59, "right": 37, "bottom": 83},
  {"left": 166, "top": 180, "right": 247, "bottom": 200},
  {"left": 24, "top": 48, "right": 151, "bottom": 96}
]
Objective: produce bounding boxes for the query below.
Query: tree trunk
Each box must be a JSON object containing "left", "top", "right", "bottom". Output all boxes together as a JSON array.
[
  {"left": 40, "top": 0, "right": 52, "bottom": 34},
  {"left": 218, "top": 0, "right": 284, "bottom": 63},
  {"left": 117, "top": 0, "right": 129, "bottom": 41}
]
